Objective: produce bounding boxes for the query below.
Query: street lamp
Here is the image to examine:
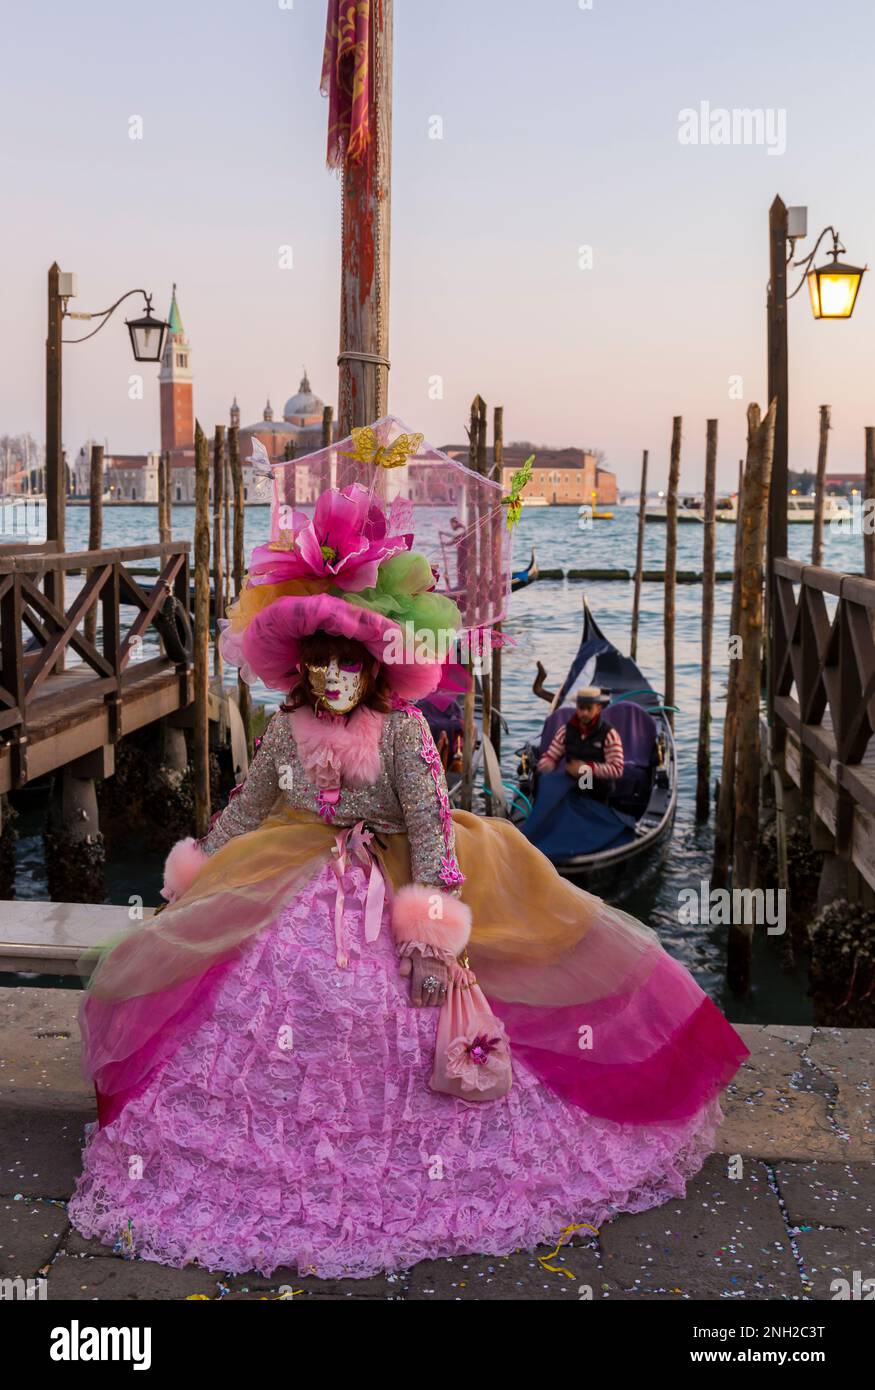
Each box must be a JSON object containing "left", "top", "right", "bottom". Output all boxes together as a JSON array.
[
  {"left": 765, "top": 198, "right": 867, "bottom": 723},
  {"left": 44, "top": 264, "right": 170, "bottom": 567},
  {"left": 801, "top": 230, "right": 867, "bottom": 320}
]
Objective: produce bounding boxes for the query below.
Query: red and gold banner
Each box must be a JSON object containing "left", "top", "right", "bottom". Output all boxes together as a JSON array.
[{"left": 321, "top": 0, "right": 372, "bottom": 169}]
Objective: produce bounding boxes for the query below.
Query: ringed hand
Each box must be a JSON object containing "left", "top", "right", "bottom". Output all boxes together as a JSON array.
[{"left": 399, "top": 949, "right": 450, "bottom": 1008}]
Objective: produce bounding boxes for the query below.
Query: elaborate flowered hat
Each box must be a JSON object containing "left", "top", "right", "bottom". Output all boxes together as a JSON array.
[{"left": 220, "top": 417, "right": 516, "bottom": 702}]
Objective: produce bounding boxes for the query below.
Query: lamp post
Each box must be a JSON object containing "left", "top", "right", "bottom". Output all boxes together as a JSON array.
[
  {"left": 765, "top": 199, "right": 866, "bottom": 722},
  {"left": 44, "top": 263, "right": 168, "bottom": 574}
]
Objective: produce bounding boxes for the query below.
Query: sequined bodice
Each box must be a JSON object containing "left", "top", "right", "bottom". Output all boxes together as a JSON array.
[{"left": 201, "top": 705, "right": 462, "bottom": 890}]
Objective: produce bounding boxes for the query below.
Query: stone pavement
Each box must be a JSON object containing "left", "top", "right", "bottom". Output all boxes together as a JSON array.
[{"left": 1, "top": 988, "right": 873, "bottom": 1301}]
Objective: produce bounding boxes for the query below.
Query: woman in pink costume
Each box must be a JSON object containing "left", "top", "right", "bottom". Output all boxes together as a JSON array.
[{"left": 68, "top": 435, "right": 748, "bottom": 1280}]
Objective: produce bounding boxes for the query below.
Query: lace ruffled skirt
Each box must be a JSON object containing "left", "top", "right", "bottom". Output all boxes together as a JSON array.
[{"left": 68, "top": 860, "right": 724, "bottom": 1279}]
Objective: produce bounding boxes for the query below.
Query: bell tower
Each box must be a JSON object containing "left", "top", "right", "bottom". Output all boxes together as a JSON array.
[{"left": 159, "top": 284, "right": 193, "bottom": 453}]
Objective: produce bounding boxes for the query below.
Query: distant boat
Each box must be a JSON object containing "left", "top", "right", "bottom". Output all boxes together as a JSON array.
[
  {"left": 578, "top": 505, "right": 614, "bottom": 521},
  {"left": 511, "top": 548, "right": 538, "bottom": 591},
  {"left": 788, "top": 494, "right": 851, "bottom": 523},
  {"left": 645, "top": 495, "right": 705, "bottom": 523},
  {"left": 715, "top": 494, "right": 851, "bottom": 523},
  {"left": 520, "top": 496, "right": 549, "bottom": 508}
]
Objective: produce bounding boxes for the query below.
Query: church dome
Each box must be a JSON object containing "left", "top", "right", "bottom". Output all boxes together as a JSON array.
[{"left": 283, "top": 371, "right": 323, "bottom": 422}]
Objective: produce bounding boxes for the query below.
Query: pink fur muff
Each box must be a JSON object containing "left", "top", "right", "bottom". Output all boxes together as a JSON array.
[
  {"left": 162, "top": 837, "right": 208, "bottom": 904},
  {"left": 392, "top": 884, "right": 472, "bottom": 958}
]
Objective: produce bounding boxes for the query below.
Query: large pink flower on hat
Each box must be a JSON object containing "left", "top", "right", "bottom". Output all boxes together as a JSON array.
[{"left": 249, "top": 484, "right": 410, "bottom": 593}]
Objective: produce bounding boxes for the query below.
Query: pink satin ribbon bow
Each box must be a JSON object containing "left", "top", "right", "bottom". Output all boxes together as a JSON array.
[{"left": 329, "top": 820, "right": 389, "bottom": 968}]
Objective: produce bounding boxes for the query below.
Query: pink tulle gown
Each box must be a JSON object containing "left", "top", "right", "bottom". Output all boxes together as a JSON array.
[{"left": 69, "top": 855, "right": 727, "bottom": 1280}]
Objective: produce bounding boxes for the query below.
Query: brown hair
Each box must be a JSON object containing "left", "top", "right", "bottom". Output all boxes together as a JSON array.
[{"left": 281, "top": 631, "right": 393, "bottom": 714}]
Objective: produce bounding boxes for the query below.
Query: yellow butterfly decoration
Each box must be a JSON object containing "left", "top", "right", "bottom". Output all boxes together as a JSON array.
[{"left": 342, "top": 427, "right": 424, "bottom": 470}]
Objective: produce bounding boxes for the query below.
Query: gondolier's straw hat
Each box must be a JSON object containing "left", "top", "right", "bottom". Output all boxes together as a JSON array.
[{"left": 575, "top": 686, "right": 611, "bottom": 705}]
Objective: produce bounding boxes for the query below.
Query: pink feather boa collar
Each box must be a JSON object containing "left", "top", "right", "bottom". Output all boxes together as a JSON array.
[{"left": 288, "top": 704, "right": 385, "bottom": 789}]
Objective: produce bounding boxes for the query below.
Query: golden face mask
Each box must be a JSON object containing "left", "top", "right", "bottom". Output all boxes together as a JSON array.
[{"left": 304, "top": 658, "right": 368, "bottom": 714}]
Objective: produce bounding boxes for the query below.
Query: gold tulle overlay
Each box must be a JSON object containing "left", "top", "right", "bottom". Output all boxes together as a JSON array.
[{"left": 83, "top": 808, "right": 656, "bottom": 1008}]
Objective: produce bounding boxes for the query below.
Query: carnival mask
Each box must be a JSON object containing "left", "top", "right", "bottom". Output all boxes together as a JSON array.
[{"left": 305, "top": 657, "right": 367, "bottom": 714}]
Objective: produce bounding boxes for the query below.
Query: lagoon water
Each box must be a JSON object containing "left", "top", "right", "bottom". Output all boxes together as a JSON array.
[{"left": 16, "top": 501, "right": 865, "bottom": 1021}]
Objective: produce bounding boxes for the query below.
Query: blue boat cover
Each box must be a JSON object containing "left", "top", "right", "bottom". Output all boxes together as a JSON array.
[{"left": 521, "top": 769, "right": 635, "bottom": 860}]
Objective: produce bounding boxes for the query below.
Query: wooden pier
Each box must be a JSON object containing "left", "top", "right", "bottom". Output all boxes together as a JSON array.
[
  {"left": 0, "top": 541, "right": 192, "bottom": 792},
  {"left": 771, "top": 557, "right": 875, "bottom": 893}
]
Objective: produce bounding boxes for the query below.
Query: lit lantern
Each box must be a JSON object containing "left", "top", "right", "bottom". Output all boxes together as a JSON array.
[{"left": 807, "top": 250, "right": 866, "bottom": 320}]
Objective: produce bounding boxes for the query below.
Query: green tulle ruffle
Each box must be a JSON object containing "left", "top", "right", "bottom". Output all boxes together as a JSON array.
[{"left": 343, "top": 551, "right": 461, "bottom": 640}]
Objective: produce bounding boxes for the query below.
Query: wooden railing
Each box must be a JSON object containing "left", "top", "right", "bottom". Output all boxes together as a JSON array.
[
  {"left": 0, "top": 542, "right": 191, "bottom": 787},
  {"left": 773, "top": 557, "right": 875, "bottom": 850}
]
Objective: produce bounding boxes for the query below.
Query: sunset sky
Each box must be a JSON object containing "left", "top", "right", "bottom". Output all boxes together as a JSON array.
[{"left": 2, "top": 0, "right": 874, "bottom": 491}]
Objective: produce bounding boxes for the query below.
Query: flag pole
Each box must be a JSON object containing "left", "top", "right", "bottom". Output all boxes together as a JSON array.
[{"left": 336, "top": 0, "right": 393, "bottom": 453}]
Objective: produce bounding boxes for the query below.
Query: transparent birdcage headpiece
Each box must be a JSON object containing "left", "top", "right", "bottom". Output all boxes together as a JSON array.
[{"left": 248, "top": 415, "right": 513, "bottom": 634}]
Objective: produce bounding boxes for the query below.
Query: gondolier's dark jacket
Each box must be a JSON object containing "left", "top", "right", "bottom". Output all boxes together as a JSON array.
[{"left": 538, "top": 715, "right": 625, "bottom": 801}]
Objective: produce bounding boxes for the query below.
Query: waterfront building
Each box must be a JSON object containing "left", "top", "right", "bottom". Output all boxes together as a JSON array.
[
  {"left": 443, "top": 442, "right": 618, "bottom": 506},
  {"left": 824, "top": 471, "right": 867, "bottom": 496}
]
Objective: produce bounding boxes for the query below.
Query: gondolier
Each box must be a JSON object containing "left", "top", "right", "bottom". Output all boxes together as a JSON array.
[
  {"left": 519, "top": 601, "right": 677, "bottom": 893},
  {"left": 538, "top": 686, "right": 624, "bottom": 801}
]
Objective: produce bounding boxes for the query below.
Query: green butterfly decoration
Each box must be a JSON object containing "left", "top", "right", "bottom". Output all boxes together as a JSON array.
[{"left": 502, "top": 454, "right": 535, "bottom": 529}]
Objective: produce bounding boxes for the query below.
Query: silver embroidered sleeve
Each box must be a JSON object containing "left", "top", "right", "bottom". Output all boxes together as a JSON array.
[
  {"left": 200, "top": 714, "right": 282, "bottom": 855},
  {"left": 392, "top": 711, "right": 460, "bottom": 890}
]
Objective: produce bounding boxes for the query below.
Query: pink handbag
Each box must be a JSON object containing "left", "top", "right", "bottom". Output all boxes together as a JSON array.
[{"left": 430, "top": 963, "right": 513, "bottom": 1103}]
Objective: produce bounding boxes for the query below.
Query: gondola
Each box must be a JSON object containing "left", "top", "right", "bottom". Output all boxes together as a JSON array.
[
  {"left": 516, "top": 599, "right": 677, "bottom": 896},
  {"left": 511, "top": 548, "right": 538, "bottom": 591}
]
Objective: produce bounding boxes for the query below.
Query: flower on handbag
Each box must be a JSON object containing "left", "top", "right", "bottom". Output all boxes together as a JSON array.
[
  {"left": 446, "top": 1026, "right": 508, "bottom": 1092},
  {"left": 248, "top": 483, "right": 410, "bottom": 593}
]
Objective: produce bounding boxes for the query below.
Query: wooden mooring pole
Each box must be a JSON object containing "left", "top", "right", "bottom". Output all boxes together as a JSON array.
[
  {"left": 193, "top": 421, "right": 211, "bottom": 837},
  {"left": 491, "top": 405, "right": 503, "bottom": 755},
  {"left": 212, "top": 425, "right": 225, "bottom": 679},
  {"left": 865, "top": 428, "right": 875, "bottom": 582},
  {"left": 630, "top": 448, "right": 648, "bottom": 661},
  {"left": 766, "top": 197, "right": 789, "bottom": 730},
  {"left": 336, "top": 3, "right": 392, "bottom": 435},
  {"left": 865, "top": 427, "right": 875, "bottom": 641},
  {"left": 712, "top": 459, "right": 745, "bottom": 890},
  {"left": 476, "top": 400, "right": 492, "bottom": 802},
  {"left": 461, "top": 395, "right": 487, "bottom": 812},
  {"left": 663, "top": 418, "right": 681, "bottom": 727},
  {"left": 227, "top": 423, "right": 251, "bottom": 756},
  {"left": 812, "top": 405, "right": 831, "bottom": 566},
  {"left": 83, "top": 444, "right": 103, "bottom": 648},
  {"left": 695, "top": 420, "right": 717, "bottom": 821},
  {"left": 158, "top": 450, "right": 171, "bottom": 545},
  {"left": 223, "top": 448, "right": 232, "bottom": 613},
  {"left": 728, "top": 401, "right": 776, "bottom": 996}
]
